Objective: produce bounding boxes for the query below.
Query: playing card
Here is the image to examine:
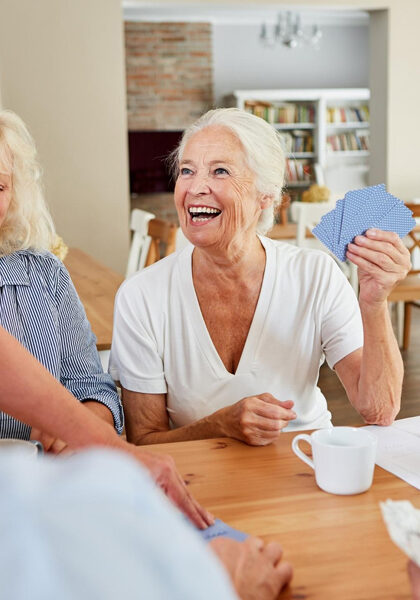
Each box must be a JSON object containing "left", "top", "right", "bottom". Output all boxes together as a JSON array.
[
  {"left": 338, "top": 184, "right": 396, "bottom": 260},
  {"left": 374, "top": 201, "right": 416, "bottom": 238},
  {"left": 312, "top": 209, "right": 335, "bottom": 250},
  {"left": 333, "top": 197, "right": 345, "bottom": 258},
  {"left": 312, "top": 184, "right": 416, "bottom": 262},
  {"left": 198, "top": 518, "right": 248, "bottom": 543}
]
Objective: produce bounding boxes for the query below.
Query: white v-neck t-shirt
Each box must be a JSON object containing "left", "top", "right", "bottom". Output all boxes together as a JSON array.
[{"left": 109, "top": 236, "right": 363, "bottom": 431}]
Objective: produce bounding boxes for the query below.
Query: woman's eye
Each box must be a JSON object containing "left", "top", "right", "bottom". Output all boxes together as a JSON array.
[
  {"left": 180, "top": 167, "right": 193, "bottom": 176},
  {"left": 214, "top": 167, "right": 229, "bottom": 175}
]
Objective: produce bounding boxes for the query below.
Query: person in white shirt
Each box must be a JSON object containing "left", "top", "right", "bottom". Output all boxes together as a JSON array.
[{"left": 110, "top": 108, "right": 409, "bottom": 447}]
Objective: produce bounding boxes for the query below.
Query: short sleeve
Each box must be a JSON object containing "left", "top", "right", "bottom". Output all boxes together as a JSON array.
[
  {"left": 109, "top": 281, "right": 167, "bottom": 394},
  {"left": 320, "top": 259, "right": 363, "bottom": 369}
]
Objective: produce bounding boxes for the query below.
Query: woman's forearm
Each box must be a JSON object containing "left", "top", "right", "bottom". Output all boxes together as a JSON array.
[
  {"left": 83, "top": 400, "right": 116, "bottom": 427},
  {"left": 129, "top": 411, "right": 227, "bottom": 445},
  {"left": 354, "top": 301, "right": 403, "bottom": 424},
  {"left": 0, "top": 326, "right": 125, "bottom": 450}
]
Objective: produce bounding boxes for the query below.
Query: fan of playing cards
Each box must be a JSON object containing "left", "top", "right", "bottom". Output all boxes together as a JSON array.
[{"left": 312, "top": 184, "right": 417, "bottom": 262}]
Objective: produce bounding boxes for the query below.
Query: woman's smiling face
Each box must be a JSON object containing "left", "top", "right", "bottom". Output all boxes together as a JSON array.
[{"left": 174, "top": 126, "right": 270, "bottom": 250}]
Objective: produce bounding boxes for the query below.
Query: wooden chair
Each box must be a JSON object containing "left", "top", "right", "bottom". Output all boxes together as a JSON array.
[
  {"left": 126, "top": 208, "right": 156, "bottom": 278},
  {"left": 388, "top": 203, "right": 420, "bottom": 349},
  {"left": 144, "top": 218, "right": 178, "bottom": 267}
]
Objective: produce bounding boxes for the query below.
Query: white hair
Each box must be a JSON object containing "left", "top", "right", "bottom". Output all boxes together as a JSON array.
[
  {"left": 0, "top": 110, "right": 55, "bottom": 256},
  {"left": 170, "top": 108, "right": 286, "bottom": 234}
]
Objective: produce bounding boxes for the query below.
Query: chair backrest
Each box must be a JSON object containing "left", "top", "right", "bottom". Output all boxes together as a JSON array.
[
  {"left": 290, "top": 201, "right": 335, "bottom": 248},
  {"left": 144, "top": 218, "right": 178, "bottom": 267},
  {"left": 126, "top": 209, "right": 156, "bottom": 278},
  {"left": 405, "top": 203, "right": 420, "bottom": 275}
]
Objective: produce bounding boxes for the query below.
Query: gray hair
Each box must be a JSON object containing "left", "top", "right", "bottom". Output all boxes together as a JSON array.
[
  {"left": 170, "top": 107, "right": 285, "bottom": 234},
  {"left": 0, "top": 110, "right": 55, "bottom": 256}
]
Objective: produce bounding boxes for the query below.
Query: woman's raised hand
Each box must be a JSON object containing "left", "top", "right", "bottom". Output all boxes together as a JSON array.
[
  {"left": 346, "top": 229, "right": 411, "bottom": 306},
  {"left": 216, "top": 394, "right": 296, "bottom": 446}
]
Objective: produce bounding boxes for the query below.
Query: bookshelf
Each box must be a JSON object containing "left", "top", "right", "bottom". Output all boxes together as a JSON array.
[{"left": 226, "top": 89, "right": 370, "bottom": 200}]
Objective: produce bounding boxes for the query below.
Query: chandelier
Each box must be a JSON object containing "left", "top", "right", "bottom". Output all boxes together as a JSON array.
[{"left": 260, "top": 11, "right": 323, "bottom": 49}]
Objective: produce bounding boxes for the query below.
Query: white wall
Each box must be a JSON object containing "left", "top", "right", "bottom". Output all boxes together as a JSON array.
[
  {"left": 368, "top": 10, "right": 388, "bottom": 185},
  {"left": 213, "top": 25, "right": 369, "bottom": 105},
  {"left": 0, "top": 0, "right": 130, "bottom": 273}
]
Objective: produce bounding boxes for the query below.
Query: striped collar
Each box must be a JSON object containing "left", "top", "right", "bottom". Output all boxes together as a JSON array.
[{"left": 0, "top": 252, "right": 30, "bottom": 286}]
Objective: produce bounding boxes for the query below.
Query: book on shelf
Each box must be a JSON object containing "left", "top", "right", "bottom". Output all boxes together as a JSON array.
[
  {"left": 326, "top": 105, "right": 370, "bottom": 124},
  {"left": 326, "top": 131, "right": 369, "bottom": 152},
  {"left": 286, "top": 158, "right": 313, "bottom": 183},
  {"left": 280, "top": 130, "right": 314, "bottom": 154},
  {"left": 244, "top": 101, "right": 315, "bottom": 125}
]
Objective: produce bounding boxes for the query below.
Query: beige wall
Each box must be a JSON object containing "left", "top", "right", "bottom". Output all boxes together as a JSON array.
[{"left": 0, "top": 0, "right": 130, "bottom": 273}]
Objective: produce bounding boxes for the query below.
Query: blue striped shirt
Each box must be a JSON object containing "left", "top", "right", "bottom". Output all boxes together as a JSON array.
[{"left": 0, "top": 250, "right": 123, "bottom": 438}]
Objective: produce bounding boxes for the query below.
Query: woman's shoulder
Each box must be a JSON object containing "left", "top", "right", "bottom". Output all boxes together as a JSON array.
[
  {"left": 263, "top": 238, "right": 343, "bottom": 289},
  {"left": 12, "top": 250, "right": 71, "bottom": 295},
  {"left": 15, "top": 249, "right": 65, "bottom": 274},
  {"left": 118, "top": 247, "right": 188, "bottom": 299}
]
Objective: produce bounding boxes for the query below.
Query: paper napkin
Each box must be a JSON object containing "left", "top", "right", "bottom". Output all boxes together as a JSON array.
[{"left": 312, "top": 184, "right": 417, "bottom": 262}]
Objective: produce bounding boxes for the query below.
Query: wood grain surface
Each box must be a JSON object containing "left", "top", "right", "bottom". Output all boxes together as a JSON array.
[
  {"left": 64, "top": 248, "right": 123, "bottom": 350},
  {"left": 149, "top": 432, "right": 417, "bottom": 599}
]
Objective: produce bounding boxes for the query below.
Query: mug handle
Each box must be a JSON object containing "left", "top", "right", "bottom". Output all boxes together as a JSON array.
[
  {"left": 30, "top": 440, "right": 44, "bottom": 455},
  {"left": 292, "top": 434, "right": 314, "bottom": 470}
]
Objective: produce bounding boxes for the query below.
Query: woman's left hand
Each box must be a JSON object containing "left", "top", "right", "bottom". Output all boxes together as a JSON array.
[{"left": 346, "top": 229, "right": 411, "bottom": 306}]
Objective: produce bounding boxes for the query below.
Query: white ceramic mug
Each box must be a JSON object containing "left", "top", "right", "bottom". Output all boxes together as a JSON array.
[
  {"left": 0, "top": 439, "right": 43, "bottom": 456},
  {"left": 292, "top": 427, "right": 377, "bottom": 495}
]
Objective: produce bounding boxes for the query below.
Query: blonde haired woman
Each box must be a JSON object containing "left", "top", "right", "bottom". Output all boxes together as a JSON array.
[{"left": 0, "top": 110, "right": 122, "bottom": 447}]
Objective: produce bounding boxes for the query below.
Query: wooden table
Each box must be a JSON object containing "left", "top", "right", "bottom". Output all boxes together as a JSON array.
[
  {"left": 150, "top": 432, "right": 417, "bottom": 599},
  {"left": 269, "top": 223, "right": 313, "bottom": 241},
  {"left": 64, "top": 248, "right": 123, "bottom": 350}
]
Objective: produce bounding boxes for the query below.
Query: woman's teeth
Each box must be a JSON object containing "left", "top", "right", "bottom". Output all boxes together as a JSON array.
[{"left": 188, "top": 206, "right": 222, "bottom": 222}]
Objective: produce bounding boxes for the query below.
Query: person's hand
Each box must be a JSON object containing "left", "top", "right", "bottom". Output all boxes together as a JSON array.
[
  {"left": 346, "top": 229, "right": 411, "bottom": 307},
  {"left": 210, "top": 536, "right": 293, "bottom": 600},
  {"left": 130, "top": 446, "right": 214, "bottom": 530},
  {"left": 30, "top": 427, "right": 69, "bottom": 454},
  {"left": 408, "top": 560, "right": 420, "bottom": 600},
  {"left": 216, "top": 394, "right": 296, "bottom": 446}
]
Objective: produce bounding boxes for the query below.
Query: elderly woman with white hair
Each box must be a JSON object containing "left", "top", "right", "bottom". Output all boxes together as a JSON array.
[
  {"left": 0, "top": 110, "right": 122, "bottom": 448},
  {"left": 110, "top": 108, "right": 409, "bottom": 446}
]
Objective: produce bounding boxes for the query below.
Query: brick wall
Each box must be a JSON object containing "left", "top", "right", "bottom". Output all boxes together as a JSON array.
[{"left": 125, "top": 22, "right": 213, "bottom": 131}]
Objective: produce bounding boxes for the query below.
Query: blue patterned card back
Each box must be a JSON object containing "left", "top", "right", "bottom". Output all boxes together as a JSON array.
[
  {"left": 374, "top": 202, "right": 416, "bottom": 237},
  {"left": 337, "top": 185, "right": 399, "bottom": 261},
  {"left": 312, "top": 184, "right": 416, "bottom": 262},
  {"left": 199, "top": 519, "right": 248, "bottom": 543},
  {"left": 312, "top": 208, "right": 335, "bottom": 250}
]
